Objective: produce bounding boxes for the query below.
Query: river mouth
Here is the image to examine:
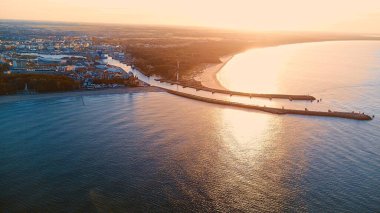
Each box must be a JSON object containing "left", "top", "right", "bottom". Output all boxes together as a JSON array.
[{"left": 106, "top": 41, "right": 380, "bottom": 118}]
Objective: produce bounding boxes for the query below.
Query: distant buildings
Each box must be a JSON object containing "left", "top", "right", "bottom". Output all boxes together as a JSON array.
[{"left": 0, "top": 27, "right": 137, "bottom": 89}]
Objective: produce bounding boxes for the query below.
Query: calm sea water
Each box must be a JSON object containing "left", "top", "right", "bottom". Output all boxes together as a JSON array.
[{"left": 1, "top": 41, "right": 380, "bottom": 212}]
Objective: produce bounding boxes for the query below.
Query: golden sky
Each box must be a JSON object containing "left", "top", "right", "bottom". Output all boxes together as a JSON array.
[{"left": 1, "top": 0, "right": 380, "bottom": 33}]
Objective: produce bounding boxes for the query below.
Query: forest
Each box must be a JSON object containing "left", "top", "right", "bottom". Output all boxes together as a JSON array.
[
  {"left": 0, "top": 63, "right": 10, "bottom": 73},
  {"left": 0, "top": 74, "right": 79, "bottom": 95},
  {"left": 124, "top": 40, "right": 251, "bottom": 80}
]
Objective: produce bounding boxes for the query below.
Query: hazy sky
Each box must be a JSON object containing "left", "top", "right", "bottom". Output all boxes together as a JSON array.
[{"left": 1, "top": 0, "right": 380, "bottom": 33}]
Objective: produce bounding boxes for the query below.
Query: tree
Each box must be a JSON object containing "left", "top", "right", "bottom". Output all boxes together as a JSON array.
[{"left": 0, "top": 63, "right": 10, "bottom": 75}]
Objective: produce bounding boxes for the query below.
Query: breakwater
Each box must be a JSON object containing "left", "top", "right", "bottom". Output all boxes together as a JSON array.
[
  {"left": 167, "top": 90, "right": 373, "bottom": 121},
  {"left": 157, "top": 79, "right": 316, "bottom": 101},
  {"left": 104, "top": 57, "right": 373, "bottom": 121}
]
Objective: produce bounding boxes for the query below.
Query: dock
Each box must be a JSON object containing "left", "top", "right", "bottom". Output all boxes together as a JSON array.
[
  {"left": 156, "top": 79, "right": 316, "bottom": 101},
  {"left": 167, "top": 90, "right": 373, "bottom": 121}
]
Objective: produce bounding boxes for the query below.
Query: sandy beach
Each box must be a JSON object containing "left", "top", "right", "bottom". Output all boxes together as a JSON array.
[
  {"left": 194, "top": 55, "right": 234, "bottom": 90},
  {"left": 0, "top": 86, "right": 164, "bottom": 104}
]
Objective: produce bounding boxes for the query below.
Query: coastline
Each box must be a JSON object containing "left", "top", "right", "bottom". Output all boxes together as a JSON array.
[
  {"left": 194, "top": 54, "right": 234, "bottom": 90},
  {"left": 193, "top": 39, "right": 380, "bottom": 91},
  {"left": 0, "top": 86, "right": 164, "bottom": 104}
]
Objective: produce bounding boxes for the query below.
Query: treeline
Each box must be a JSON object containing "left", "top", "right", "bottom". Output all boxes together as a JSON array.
[
  {"left": 125, "top": 40, "right": 251, "bottom": 80},
  {"left": 0, "top": 74, "right": 80, "bottom": 95},
  {"left": 0, "top": 63, "right": 10, "bottom": 73},
  {"left": 93, "top": 76, "right": 140, "bottom": 87}
]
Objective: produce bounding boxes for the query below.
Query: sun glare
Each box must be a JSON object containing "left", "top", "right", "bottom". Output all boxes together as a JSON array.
[
  {"left": 218, "top": 48, "right": 292, "bottom": 94},
  {"left": 1, "top": 0, "right": 380, "bottom": 33}
]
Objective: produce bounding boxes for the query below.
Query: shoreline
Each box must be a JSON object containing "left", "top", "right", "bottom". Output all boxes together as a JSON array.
[
  {"left": 194, "top": 39, "right": 380, "bottom": 91},
  {"left": 0, "top": 86, "right": 164, "bottom": 104},
  {"left": 194, "top": 54, "right": 234, "bottom": 90}
]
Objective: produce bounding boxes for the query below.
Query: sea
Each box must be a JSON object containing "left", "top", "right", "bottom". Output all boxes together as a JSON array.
[{"left": 0, "top": 41, "right": 379, "bottom": 212}]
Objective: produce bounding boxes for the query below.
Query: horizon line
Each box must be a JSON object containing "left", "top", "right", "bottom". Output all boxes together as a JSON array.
[{"left": 1, "top": 18, "right": 376, "bottom": 36}]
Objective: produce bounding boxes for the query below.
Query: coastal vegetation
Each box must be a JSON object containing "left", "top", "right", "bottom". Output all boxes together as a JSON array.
[
  {"left": 0, "top": 74, "right": 79, "bottom": 95},
  {"left": 0, "top": 63, "right": 10, "bottom": 73},
  {"left": 93, "top": 76, "right": 140, "bottom": 87},
  {"left": 124, "top": 40, "right": 250, "bottom": 80}
]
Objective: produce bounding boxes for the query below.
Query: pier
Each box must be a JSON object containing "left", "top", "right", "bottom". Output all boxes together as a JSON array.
[
  {"left": 104, "top": 60, "right": 374, "bottom": 121},
  {"left": 156, "top": 79, "right": 316, "bottom": 101},
  {"left": 167, "top": 90, "right": 373, "bottom": 121}
]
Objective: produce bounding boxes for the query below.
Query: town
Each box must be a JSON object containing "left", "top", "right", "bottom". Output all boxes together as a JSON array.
[{"left": 0, "top": 22, "right": 140, "bottom": 93}]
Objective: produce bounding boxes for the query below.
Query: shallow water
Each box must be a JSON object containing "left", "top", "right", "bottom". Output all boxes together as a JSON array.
[{"left": 1, "top": 41, "right": 380, "bottom": 212}]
